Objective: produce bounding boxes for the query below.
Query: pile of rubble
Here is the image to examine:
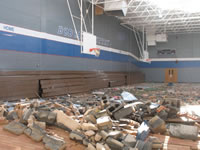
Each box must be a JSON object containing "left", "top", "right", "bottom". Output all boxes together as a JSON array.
[{"left": 0, "top": 84, "right": 200, "bottom": 150}]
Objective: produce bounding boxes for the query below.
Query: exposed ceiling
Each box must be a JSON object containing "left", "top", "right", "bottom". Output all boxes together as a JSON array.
[{"left": 92, "top": 0, "right": 200, "bottom": 34}]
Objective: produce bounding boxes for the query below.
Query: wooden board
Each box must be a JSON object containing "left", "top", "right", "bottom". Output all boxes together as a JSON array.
[
  {"left": 152, "top": 134, "right": 200, "bottom": 150},
  {"left": 95, "top": 5, "right": 104, "bottom": 15}
]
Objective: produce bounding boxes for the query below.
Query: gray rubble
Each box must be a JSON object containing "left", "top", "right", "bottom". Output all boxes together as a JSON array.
[{"left": 1, "top": 84, "right": 200, "bottom": 150}]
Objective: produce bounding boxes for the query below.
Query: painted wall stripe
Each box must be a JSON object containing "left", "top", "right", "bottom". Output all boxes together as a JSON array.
[
  {"left": 0, "top": 22, "right": 139, "bottom": 61},
  {"left": 151, "top": 58, "right": 200, "bottom": 61}
]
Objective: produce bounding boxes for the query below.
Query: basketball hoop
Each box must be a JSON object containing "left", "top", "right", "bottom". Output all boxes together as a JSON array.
[
  {"left": 90, "top": 48, "right": 100, "bottom": 57},
  {"left": 145, "top": 58, "right": 151, "bottom": 63},
  {"left": 141, "top": 58, "right": 151, "bottom": 63}
]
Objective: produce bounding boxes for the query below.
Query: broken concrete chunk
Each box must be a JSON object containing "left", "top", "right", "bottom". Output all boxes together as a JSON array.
[
  {"left": 135, "top": 140, "right": 145, "bottom": 150},
  {"left": 36, "top": 110, "right": 49, "bottom": 121},
  {"left": 97, "top": 116, "right": 112, "bottom": 129},
  {"left": 54, "top": 110, "right": 80, "bottom": 131},
  {"left": 148, "top": 116, "right": 166, "bottom": 134},
  {"left": 3, "top": 121, "right": 26, "bottom": 135},
  {"left": 87, "top": 143, "right": 96, "bottom": 150},
  {"left": 169, "top": 123, "right": 198, "bottom": 140},
  {"left": 113, "top": 106, "right": 133, "bottom": 120},
  {"left": 96, "top": 143, "right": 106, "bottom": 150},
  {"left": 81, "top": 123, "right": 98, "bottom": 131},
  {"left": 69, "top": 130, "right": 85, "bottom": 142},
  {"left": 142, "top": 141, "right": 152, "bottom": 150},
  {"left": 43, "top": 134, "right": 66, "bottom": 150},
  {"left": 35, "top": 121, "right": 46, "bottom": 130},
  {"left": 84, "top": 109, "right": 98, "bottom": 124},
  {"left": 85, "top": 114, "right": 97, "bottom": 124},
  {"left": 106, "top": 104, "right": 123, "bottom": 116},
  {"left": 6, "top": 111, "right": 18, "bottom": 120},
  {"left": 100, "top": 130, "right": 109, "bottom": 140},
  {"left": 24, "top": 127, "right": 32, "bottom": 137},
  {"left": 35, "top": 110, "right": 56, "bottom": 125},
  {"left": 28, "top": 115, "right": 46, "bottom": 129},
  {"left": 157, "top": 110, "right": 168, "bottom": 121},
  {"left": 85, "top": 130, "right": 96, "bottom": 137},
  {"left": 21, "top": 108, "right": 33, "bottom": 124},
  {"left": 108, "top": 131, "right": 123, "bottom": 140},
  {"left": 95, "top": 109, "right": 108, "bottom": 119},
  {"left": 83, "top": 138, "right": 90, "bottom": 146},
  {"left": 104, "top": 144, "right": 111, "bottom": 150},
  {"left": 95, "top": 133, "right": 102, "bottom": 142},
  {"left": 122, "top": 134, "right": 136, "bottom": 147},
  {"left": 106, "top": 137, "right": 124, "bottom": 150},
  {"left": 24, "top": 123, "right": 46, "bottom": 142},
  {"left": 47, "top": 112, "right": 57, "bottom": 124}
]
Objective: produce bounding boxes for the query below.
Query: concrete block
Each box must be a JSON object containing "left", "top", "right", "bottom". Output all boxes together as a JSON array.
[
  {"left": 169, "top": 123, "right": 198, "bottom": 140},
  {"left": 113, "top": 107, "right": 133, "bottom": 120},
  {"left": 97, "top": 116, "right": 112, "bottom": 129},
  {"left": 108, "top": 131, "right": 123, "bottom": 140},
  {"left": 3, "top": 121, "right": 26, "bottom": 135},
  {"left": 87, "top": 143, "right": 96, "bottom": 150},
  {"left": 135, "top": 140, "right": 145, "bottom": 150},
  {"left": 54, "top": 110, "right": 80, "bottom": 131},
  {"left": 100, "top": 130, "right": 109, "bottom": 140},
  {"left": 104, "top": 144, "right": 111, "bottom": 150},
  {"left": 21, "top": 108, "right": 33, "bottom": 124},
  {"left": 35, "top": 110, "right": 56, "bottom": 125},
  {"left": 106, "top": 137, "right": 124, "bottom": 150},
  {"left": 122, "top": 134, "right": 136, "bottom": 147},
  {"left": 95, "top": 133, "right": 102, "bottom": 142},
  {"left": 83, "top": 138, "right": 90, "bottom": 146},
  {"left": 69, "top": 130, "right": 85, "bottom": 142},
  {"left": 96, "top": 143, "right": 106, "bottom": 150},
  {"left": 6, "top": 111, "right": 18, "bottom": 120},
  {"left": 43, "top": 134, "right": 66, "bottom": 150},
  {"left": 85, "top": 130, "right": 96, "bottom": 137},
  {"left": 81, "top": 123, "right": 98, "bottom": 131},
  {"left": 148, "top": 116, "right": 166, "bottom": 134},
  {"left": 24, "top": 123, "right": 46, "bottom": 142},
  {"left": 47, "top": 112, "right": 57, "bottom": 124},
  {"left": 106, "top": 104, "right": 123, "bottom": 116}
]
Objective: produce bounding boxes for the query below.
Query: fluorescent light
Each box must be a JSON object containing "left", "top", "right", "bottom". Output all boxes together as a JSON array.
[{"left": 149, "top": 0, "right": 200, "bottom": 13}]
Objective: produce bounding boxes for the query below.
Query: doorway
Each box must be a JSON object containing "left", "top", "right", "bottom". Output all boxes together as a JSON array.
[{"left": 165, "top": 68, "right": 178, "bottom": 83}]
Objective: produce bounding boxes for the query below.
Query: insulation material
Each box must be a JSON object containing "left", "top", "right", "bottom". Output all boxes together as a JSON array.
[{"left": 104, "top": 0, "right": 128, "bottom": 16}]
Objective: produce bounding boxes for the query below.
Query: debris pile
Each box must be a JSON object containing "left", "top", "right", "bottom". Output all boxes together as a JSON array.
[{"left": 1, "top": 84, "right": 200, "bottom": 150}]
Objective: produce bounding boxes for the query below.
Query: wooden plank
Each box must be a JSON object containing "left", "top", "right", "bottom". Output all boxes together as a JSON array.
[
  {"left": 42, "top": 87, "right": 89, "bottom": 97},
  {"left": 42, "top": 82, "right": 85, "bottom": 89},
  {"left": 166, "top": 144, "right": 191, "bottom": 150},
  {"left": 0, "top": 81, "right": 38, "bottom": 90},
  {"left": 41, "top": 79, "right": 84, "bottom": 86},
  {"left": 95, "top": 6, "right": 104, "bottom": 15},
  {"left": 152, "top": 134, "right": 200, "bottom": 150}
]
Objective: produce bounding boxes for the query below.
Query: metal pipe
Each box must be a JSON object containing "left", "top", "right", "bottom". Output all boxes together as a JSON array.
[
  {"left": 80, "top": 0, "right": 83, "bottom": 53},
  {"left": 92, "top": 0, "right": 94, "bottom": 34},
  {"left": 66, "top": 0, "right": 79, "bottom": 41}
]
